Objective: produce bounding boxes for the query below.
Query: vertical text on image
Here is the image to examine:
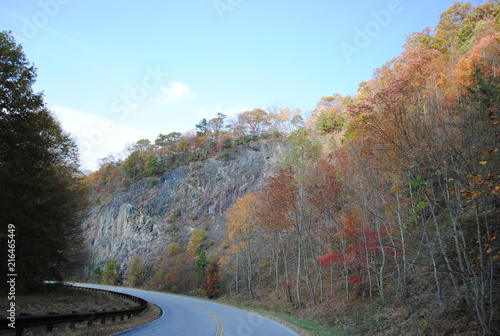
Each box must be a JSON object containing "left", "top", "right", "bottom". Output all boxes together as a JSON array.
[{"left": 6, "top": 223, "right": 17, "bottom": 329}]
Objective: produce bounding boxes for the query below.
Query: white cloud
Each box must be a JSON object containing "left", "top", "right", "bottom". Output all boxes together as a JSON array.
[
  {"left": 156, "top": 82, "right": 195, "bottom": 104},
  {"left": 51, "top": 104, "right": 151, "bottom": 172}
]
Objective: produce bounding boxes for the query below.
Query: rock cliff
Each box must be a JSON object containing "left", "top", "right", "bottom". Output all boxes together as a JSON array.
[{"left": 81, "top": 139, "right": 288, "bottom": 273}]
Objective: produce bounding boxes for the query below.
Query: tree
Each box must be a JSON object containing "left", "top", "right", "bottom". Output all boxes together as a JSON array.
[
  {"left": 312, "top": 95, "right": 348, "bottom": 133},
  {"left": 238, "top": 109, "right": 271, "bottom": 136},
  {"left": 195, "top": 118, "right": 209, "bottom": 136},
  {"left": 435, "top": 2, "right": 473, "bottom": 50},
  {"left": 315, "top": 111, "right": 345, "bottom": 133},
  {"left": 130, "top": 138, "right": 151, "bottom": 152},
  {"left": 267, "top": 106, "right": 303, "bottom": 135},
  {"left": 207, "top": 113, "right": 227, "bottom": 144},
  {"left": 90, "top": 267, "right": 102, "bottom": 283},
  {"left": 187, "top": 229, "right": 207, "bottom": 257},
  {"left": 226, "top": 193, "right": 263, "bottom": 298},
  {"left": 194, "top": 250, "right": 209, "bottom": 284},
  {"left": 205, "top": 260, "right": 222, "bottom": 299},
  {"left": 0, "top": 31, "right": 85, "bottom": 291},
  {"left": 155, "top": 132, "right": 181, "bottom": 146},
  {"left": 101, "top": 259, "right": 121, "bottom": 285},
  {"left": 127, "top": 256, "right": 147, "bottom": 287}
]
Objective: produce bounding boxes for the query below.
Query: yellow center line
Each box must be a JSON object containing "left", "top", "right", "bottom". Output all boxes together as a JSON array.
[{"left": 169, "top": 298, "right": 224, "bottom": 336}]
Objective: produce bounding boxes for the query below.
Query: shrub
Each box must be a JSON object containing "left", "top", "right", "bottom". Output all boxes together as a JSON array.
[
  {"left": 167, "top": 243, "right": 181, "bottom": 256},
  {"left": 90, "top": 266, "right": 102, "bottom": 283},
  {"left": 101, "top": 259, "right": 121, "bottom": 285},
  {"left": 127, "top": 256, "right": 147, "bottom": 287}
]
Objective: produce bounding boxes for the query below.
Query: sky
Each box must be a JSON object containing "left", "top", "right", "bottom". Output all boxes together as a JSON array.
[{"left": 0, "top": 0, "right": 488, "bottom": 171}]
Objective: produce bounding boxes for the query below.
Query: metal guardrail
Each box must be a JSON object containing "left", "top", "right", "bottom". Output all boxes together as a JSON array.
[{"left": 0, "top": 284, "right": 148, "bottom": 335}]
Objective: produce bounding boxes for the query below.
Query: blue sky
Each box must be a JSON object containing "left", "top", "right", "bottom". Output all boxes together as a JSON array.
[{"left": 1, "top": 0, "right": 485, "bottom": 171}]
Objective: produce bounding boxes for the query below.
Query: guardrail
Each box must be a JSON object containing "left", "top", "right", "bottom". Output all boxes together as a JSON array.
[{"left": 0, "top": 285, "right": 148, "bottom": 335}]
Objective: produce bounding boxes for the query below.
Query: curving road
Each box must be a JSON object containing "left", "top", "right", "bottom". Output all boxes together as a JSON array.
[{"left": 74, "top": 283, "right": 301, "bottom": 336}]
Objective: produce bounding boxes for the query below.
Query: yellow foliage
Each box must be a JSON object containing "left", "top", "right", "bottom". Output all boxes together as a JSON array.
[
  {"left": 226, "top": 193, "right": 262, "bottom": 248},
  {"left": 187, "top": 229, "right": 207, "bottom": 256}
]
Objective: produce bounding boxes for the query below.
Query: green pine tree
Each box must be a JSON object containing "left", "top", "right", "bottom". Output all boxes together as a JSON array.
[{"left": 0, "top": 31, "right": 85, "bottom": 292}]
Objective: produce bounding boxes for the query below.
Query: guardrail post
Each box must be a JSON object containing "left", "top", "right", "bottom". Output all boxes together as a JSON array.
[
  {"left": 112, "top": 309, "right": 116, "bottom": 322},
  {"left": 101, "top": 309, "right": 106, "bottom": 324},
  {"left": 47, "top": 312, "right": 57, "bottom": 332},
  {"left": 88, "top": 310, "right": 97, "bottom": 326},
  {"left": 70, "top": 311, "right": 78, "bottom": 329}
]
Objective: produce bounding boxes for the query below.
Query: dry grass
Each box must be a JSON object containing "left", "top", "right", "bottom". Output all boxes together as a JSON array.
[{"left": 0, "top": 285, "right": 161, "bottom": 336}]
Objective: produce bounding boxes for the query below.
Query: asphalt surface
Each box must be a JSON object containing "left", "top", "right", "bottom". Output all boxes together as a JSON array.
[{"left": 74, "top": 283, "right": 302, "bottom": 336}]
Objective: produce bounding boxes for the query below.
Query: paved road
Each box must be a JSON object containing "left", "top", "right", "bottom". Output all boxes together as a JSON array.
[{"left": 74, "top": 283, "right": 301, "bottom": 336}]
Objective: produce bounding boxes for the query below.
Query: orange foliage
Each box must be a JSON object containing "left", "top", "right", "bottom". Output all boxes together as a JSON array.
[{"left": 259, "top": 167, "right": 298, "bottom": 231}]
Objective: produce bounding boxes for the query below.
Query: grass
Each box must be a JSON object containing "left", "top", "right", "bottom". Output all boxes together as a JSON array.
[{"left": 216, "top": 301, "right": 348, "bottom": 336}]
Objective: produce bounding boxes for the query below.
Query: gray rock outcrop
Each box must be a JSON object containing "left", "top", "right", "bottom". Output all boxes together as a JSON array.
[{"left": 81, "top": 139, "right": 288, "bottom": 273}]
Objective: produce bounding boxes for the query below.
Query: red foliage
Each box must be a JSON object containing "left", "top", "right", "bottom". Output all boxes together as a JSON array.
[
  {"left": 319, "top": 215, "right": 391, "bottom": 273},
  {"left": 259, "top": 167, "right": 298, "bottom": 230},
  {"left": 306, "top": 159, "right": 342, "bottom": 216},
  {"left": 281, "top": 279, "right": 297, "bottom": 290},
  {"left": 318, "top": 252, "right": 344, "bottom": 267},
  {"left": 348, "top": 275, "right": 364, "bottom": 284},
  {"left": 215, "top": 135, "right": 232, "bottom": 150}
]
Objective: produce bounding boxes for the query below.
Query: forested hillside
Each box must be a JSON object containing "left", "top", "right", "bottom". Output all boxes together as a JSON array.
[{"left": 83, "top": 2, "right": 499, "bottom": 335}]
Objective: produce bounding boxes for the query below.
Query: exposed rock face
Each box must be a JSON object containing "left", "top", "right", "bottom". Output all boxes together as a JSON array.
[{"left": 81, "top": 139, "right": 288, "bottom": 273}]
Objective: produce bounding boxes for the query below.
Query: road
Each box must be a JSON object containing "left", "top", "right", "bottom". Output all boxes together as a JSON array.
[{"left": 74, "top": 283, "right": 302, "bottom": 336}]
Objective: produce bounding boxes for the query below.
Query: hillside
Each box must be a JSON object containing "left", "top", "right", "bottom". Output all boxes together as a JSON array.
[{"left": 78, "top": 2, "right": 500, "bottom": 335}]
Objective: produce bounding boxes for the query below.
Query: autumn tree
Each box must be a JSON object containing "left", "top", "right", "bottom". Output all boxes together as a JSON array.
[
  {"left": 205, "top": 260, "right": 222, "bottom": 299},
  {"left": 267, "top": 106, "right": 303, "bottom": 135},
  {"left": 207, "top": 113, "right": 227, "bottom": 144},
  {"left": 311, "top": 94, "right": 349, "bottom": 133},
  {"left": 238, "top": 108, "right": 271, "bottom": 136},
  {"left": 335, "top": 4, "right": 500, "bottom": 331},
  {"left": 435, "top": 2, "right": 473, "bottom": 51},
  {"left": 187, "top": 229, "right": 208, "bottom": 257},
  {"left": 226, "top": 193, "right": 264, "bottom": 298}
]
